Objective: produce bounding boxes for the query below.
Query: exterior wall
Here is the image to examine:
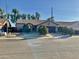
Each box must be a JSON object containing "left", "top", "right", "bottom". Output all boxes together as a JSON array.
[
  {"left": 16, "top": 23, "right": 37, "bottom": 32},
  {"left": 16, "top": 23, "right": 58, "bottom": 33},
  {"left": 16, "top": 23, "right": 24, "bottom": 32},
  {"left": 74, "top": 30, "right": 79, "bottom": 35}
]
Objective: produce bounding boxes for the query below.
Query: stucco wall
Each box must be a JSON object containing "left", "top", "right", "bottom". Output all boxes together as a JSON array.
[{"left": 16, "top": 23, "right": 24, "bottom": 31}]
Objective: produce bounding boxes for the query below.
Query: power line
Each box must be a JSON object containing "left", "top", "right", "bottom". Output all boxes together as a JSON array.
[{"left": 5, "top": 0, "right": 9, "bottom": 35}]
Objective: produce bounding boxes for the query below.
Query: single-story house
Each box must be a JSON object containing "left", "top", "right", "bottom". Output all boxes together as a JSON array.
[
  {"left": 57, "top": 21, "right": 79, "bottom": 34},
  {"left": 16, "top": 19, "right": 79, "bottom": 34},
  {"left": 16, "top": 19, "right": 59, "bottom": 33}
]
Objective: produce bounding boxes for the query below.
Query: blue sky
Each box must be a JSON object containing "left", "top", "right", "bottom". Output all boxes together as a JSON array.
[{"left": 0, "top": 0, "right": 79, "bottom": 21}]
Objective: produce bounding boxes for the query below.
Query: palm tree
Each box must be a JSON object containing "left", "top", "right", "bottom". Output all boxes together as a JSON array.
[
  {"left": 35, "top": 12, "right": 40, "bottom": 20},
  {"left": 21, "top": 14, "right": 26, "bottom": 19},
  {"left": 11, "top": 9, "right": 19, "bottom": 23},
  {"left": 12, "top": 9, "right": 19, "bottom": 15},
  {"left": 0, "top": 8, "right": 4, "bottom": 19},
  {"left": 16, "top": 14, "right": 21, "bottom": 19},
  {"left": 5, "top": 13, "right": 10, "bottom": 19},
  {"left": 27, "top": 14, "right": 31, "bottom": 20},
  {"left": 31, "top": 15, "right": 36, "bottom": 20}
]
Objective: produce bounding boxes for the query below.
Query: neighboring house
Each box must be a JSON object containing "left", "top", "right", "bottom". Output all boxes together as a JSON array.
[
  {"left": 0, "top": 19, "right": 7, "bottom": 32},
  {"left": 57, "top": 21, "right": 79, "bottom": 34},
  {"left": 16, "top": 19, "right": 59, "bottom": 33}
]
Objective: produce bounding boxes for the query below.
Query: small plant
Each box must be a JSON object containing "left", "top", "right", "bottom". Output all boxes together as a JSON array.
[{"left": 38, "top": 26, "right": 48, "bottom": 35}]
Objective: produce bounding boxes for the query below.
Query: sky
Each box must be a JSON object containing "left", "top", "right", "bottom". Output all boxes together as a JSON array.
[{"left": 0, "top": 0, "right": 79, "bottom": 21}]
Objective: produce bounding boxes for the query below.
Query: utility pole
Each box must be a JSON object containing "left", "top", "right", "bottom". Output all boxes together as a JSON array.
[
  {"left": 5, "top": 0, "right": 9, "bottom": 35},
  {"left": 51, "top": 7, "right": 54, "bottom": 20}
]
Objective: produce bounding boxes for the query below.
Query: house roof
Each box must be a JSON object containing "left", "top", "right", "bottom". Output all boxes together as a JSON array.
[
  {"left": 56, "top": 21, "right": 79, "bottom": 31},
  {"left": 17, "top": 19, "right": 79, "bottom": 31},
  {"left": 16, "top": 19, "right": 58, "bottom": 26},
  {"left": 0, "top": 19, "right": 7, "bottom": 29},
  {"left": 66, "top": 22, "right": 79, "bottom": 31},
  {"left": 56, "top": 22, "right": 75, "bottom": 27},
  {"left": 37, "top": 20, "right": 58, "bottom": 26},
  {"left": 17, "top": 19, "right": 45, "bottom": 25}
]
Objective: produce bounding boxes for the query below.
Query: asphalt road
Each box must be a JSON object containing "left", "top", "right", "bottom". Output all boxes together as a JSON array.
[
  {"left": 0, "top": 40, "right": 34, "bottom": 59},
  {"left": 0, "top": 37, "right": 79, "bottom": 59}
]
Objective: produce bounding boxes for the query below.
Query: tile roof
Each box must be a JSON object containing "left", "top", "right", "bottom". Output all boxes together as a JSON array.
[
  {"left": 16, "top": 19, "right": 79, "bottom": 31},
  {"left": 37, "top": 20, "right": 58, "bottom": 26},
  {"left": 56, "top": 21, "right": 79, "bottom": 30},
  {"left": 17, "top": 19, "right": 44, "bottom": 25},
  {"left": 56, "top": 22, "right": 75, "bottom": 27},
  {"left": 16, "top": 19, "right": 58, "bottom": 26}
]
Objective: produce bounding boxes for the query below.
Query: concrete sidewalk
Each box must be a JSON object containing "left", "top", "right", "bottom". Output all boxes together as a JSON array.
[{"left": 0, "top": 36, "right": 24, "bottom": 40}]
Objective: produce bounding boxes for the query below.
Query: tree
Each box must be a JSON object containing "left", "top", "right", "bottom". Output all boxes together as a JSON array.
[
  {"left": 0, "top": 8, "right": 4, "bottom": 19},
  {"left": 4, "top": 13, "right": 10, "bottom": 19},
  {"left": 35, "top": 12, "right": 40, "bottom": 20},
  {"left": 67, "top": 28, "right": 75, "bottom": 36},
  {"left": 31, "top": 15, "right": 36, "bottom": 20},
  {"left": 47, "top": 17, "right": 54, "bottom": 22},
  {"left": 38, "top": 26, "right": 48, "bottom": 35},
  {"left": 11, "top": 9, "right": 19, "bottom": 23},
  {"left": 27, "top": 14, "right": 31, "bottom": 20},
  {"left": 21, "top": 14, "right": 26, "bottom": 19},
  {"left": 12, "top": 9, "right": 19, "bottom": 15}
]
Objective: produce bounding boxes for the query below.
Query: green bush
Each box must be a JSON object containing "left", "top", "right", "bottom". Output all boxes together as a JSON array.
[
  {"left": 22, "top": 24, "right": 32, "bottom": 33},
  {"left": 58, "top": 27, "right": 74, "bottom": 35},
  {"left": 38, "top": 26, "right": 48, "bottom": 35},
  {"left": 67, "top": 28, "right": 75, "bottom": 36}
]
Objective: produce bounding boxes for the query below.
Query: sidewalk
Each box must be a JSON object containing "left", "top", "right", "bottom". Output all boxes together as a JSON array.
[
  {"left": 20, "top": 33, "right": 54, "bottom": 39},
  {"left": 0, "top": 36, "right": 24, "bottom": 40}
]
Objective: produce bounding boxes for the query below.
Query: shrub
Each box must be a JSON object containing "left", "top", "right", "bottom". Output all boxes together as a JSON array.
[
  {"left": 22, "top": 24, "right": 32, "bottom": 33},
  {"left": 67, "top": 28, "right": 75, "bottom": 36},
  {"left": 38, "top": 26, "right": 48, "bottom": 35},
  {"left": 58, "top": 27, "right": 74, "bottom": 35}
]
